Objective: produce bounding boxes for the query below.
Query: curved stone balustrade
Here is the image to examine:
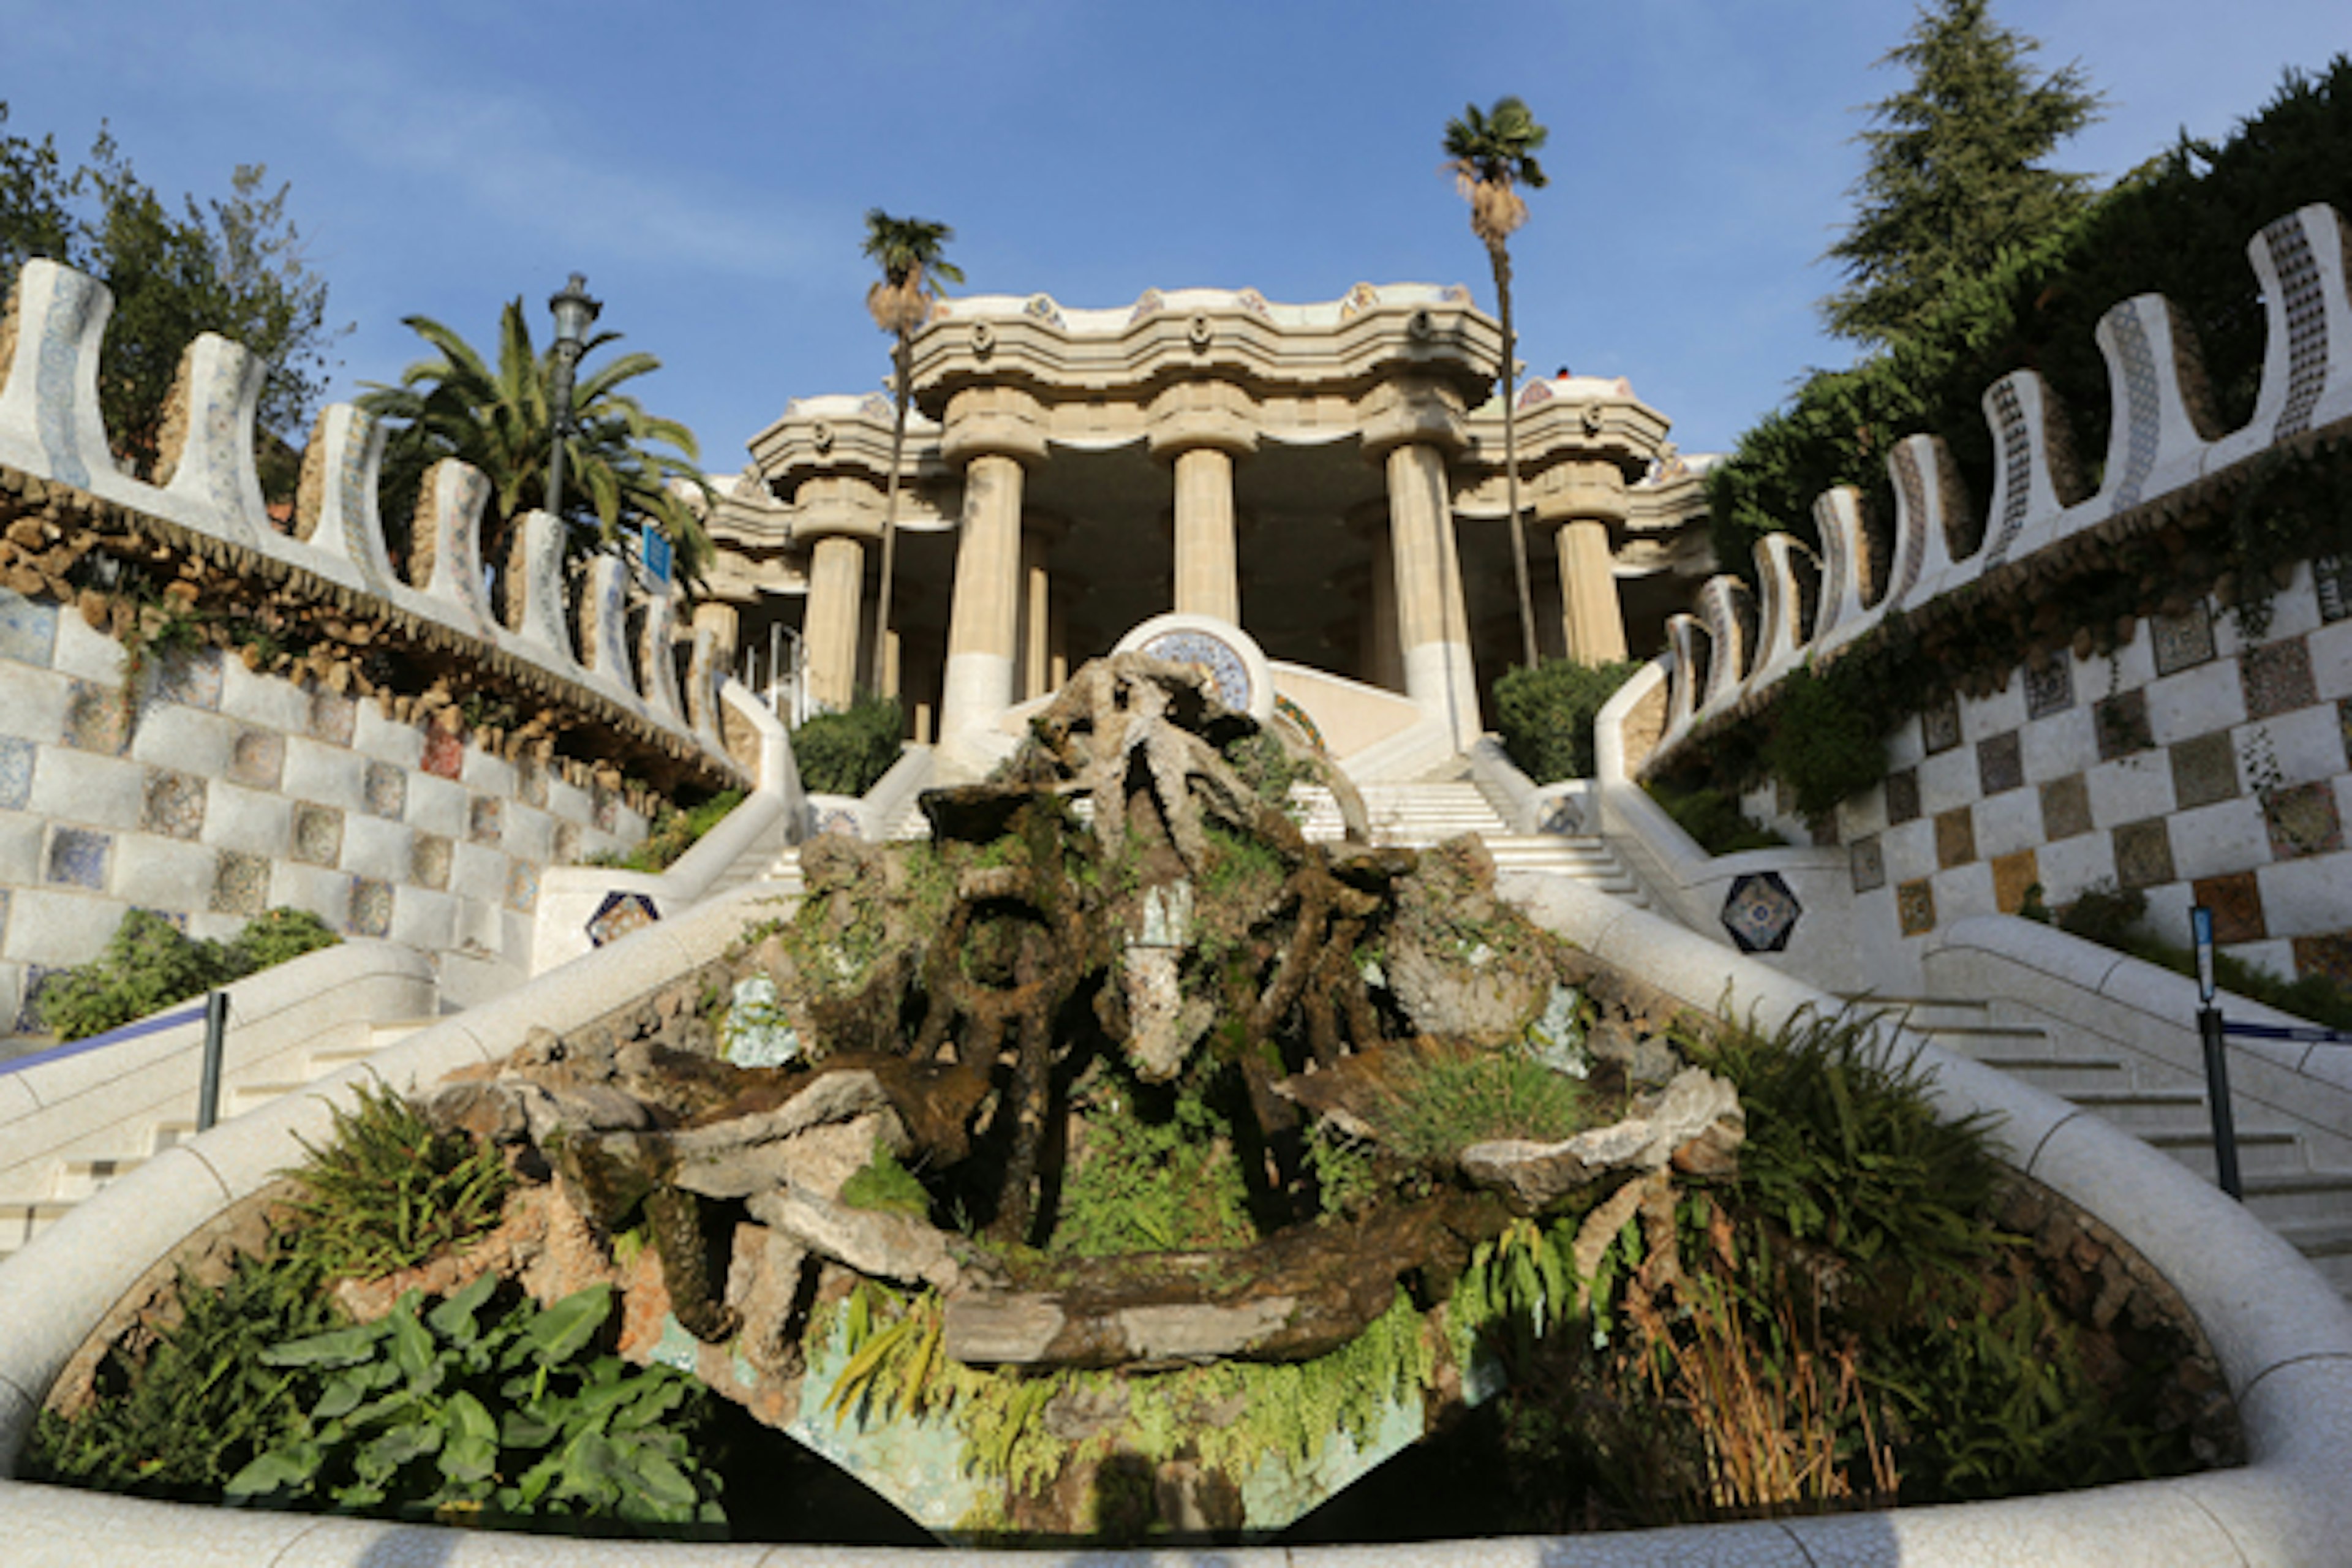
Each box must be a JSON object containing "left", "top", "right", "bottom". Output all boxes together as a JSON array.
[
  {"left": 1645, "top": 202, "right": 2352, "bottom": 774},
  {"left": 0, "top": 259, "right": 737, "bottom": 781}
]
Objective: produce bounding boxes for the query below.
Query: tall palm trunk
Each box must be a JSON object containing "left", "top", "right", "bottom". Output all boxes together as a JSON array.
[
  {"left": 1492, "top": 241, "right": 1540, "bottom": 671},
  {"left": 870, "top": 330, "right": 911, "bottom": 703}
]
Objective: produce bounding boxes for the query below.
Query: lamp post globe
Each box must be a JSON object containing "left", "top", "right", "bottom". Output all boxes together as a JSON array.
[{"left": 544, "top": 272, "right": 603, "bottom": 519}]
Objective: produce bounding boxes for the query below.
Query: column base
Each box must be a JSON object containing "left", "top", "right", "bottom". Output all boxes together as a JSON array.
[{"left": 1403, "top": 639, "right": 1482, "bottom": 755}]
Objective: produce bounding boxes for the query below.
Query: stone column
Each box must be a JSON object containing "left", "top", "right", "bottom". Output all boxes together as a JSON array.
[
  {"left": 1349, "top": 503, "right": 1405, "bottom": 693},
  {"left": 940, "top": 388, "right": 1049, "bottom": 756},
  {"left": 1150, "top": 380, "right": 1256, "bottom": 626},
  {"left": 1536, "top": 461, "right": 1630, "bottom": 665},
  {"left": 1015, "top": 516, "right": 1063, "bottom": 701},
  {"left": 1363, "top": 379, "right": 1477, "bottom": 748},
  {"left": 804, "top": 533, "right": 866, "bottom": 711}
]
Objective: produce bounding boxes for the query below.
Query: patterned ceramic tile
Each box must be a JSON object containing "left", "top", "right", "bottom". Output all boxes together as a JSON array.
[
  {"left": 2149, "top": 602, "right": 2217, "bottom": 676},
  {"left": 421, "top": 726, "right": 463, "bottom": 780},
  {"left": 1721, "top": 873, "right": 1801, "bottom": 953},
  {"left": 505, "top": 859, "right": 540, "bottom": 914},
  {"left": 0, "top": 735, "right": 33, "bottom": 811},
  {"left": 291, "top": 802, "right": 344, "bottom": 867},
  {"left": 2095, "top": 689, "right": 2152, "bottom": 760},
  {"left": 2113, "top": 819, "right": 2177, "bottom": 888},
  {"left": 210, "top": 850, "right": 270, "bottom": 916},
  {"left": 227, "top": 728, "right": 285, "bottom": 790},
  {"left": 1977, "top": 731, "right": 2024, "bottom": 796},
  {"left": 14, "top": 963, "right": 61, "bottom": 1035},
  {"left": 2040, "top": 774, "right": 2093, "bottom": 840},
  {"left": 1850, "top": 835, "right": 1886, "bottom": 894},
  {"left": 347, "top": 878, "right": 394, "bottom": 938},
  {"left": 140, "top": 767, "right": 206, "bottom": 840},
  {"left": 306, "top": 686, "right": 358, "bottom": 747},
  {"left": 2318, "top": 555, "right": 2351, "bottom": 624},
  {"left": 410, "top": 832, "right": 453, "bottom": 891},
  {"left": 363, "top": 761, "right": 407, "bottom": 820},
  {"left": 147, "top": 646, "right": 223, "bottom": 710},
  {"left": 61, "top": 679, "right": 129, "bottom": 755},
  {"left": 46, "top": 826, "right": 110, "bottom": 889},
  {"left": 552, "top": 822, "right": 581, "bottom": 864},
  {"left": 592, "top": 785, "right": 618, "bottom": 833},
  {"left": 469, "top": 796, "right": 503, "bottom": 845},
  {"left": 2168, "top": 732, "right": 2240, "bottom": 810},
  {"left": 2262, "top": 780, "right": 2342, "bottom": 860},
  {"left": 2291, "top": 930, "right": 2352, "bottom": 987},
  {"left": 587, "top": 889, "right": 660, "bottom": 948},
  {"left": 1991, "top": 848, "right": 2041, "bottom": 915},
  {"left": 1935, "top": 806, "right": 1977, "bottom": 869},
  {"left": 1920, "top": 690, "right": 1963, "bottom": 755},
  {"left": 0, "top": 588, "right": 61, "bottom": 666},
  {"left": 516, "top": 758, "right": 549, "bottom": 809},
  {"left": 1884, "top": 768, "right": 1921, "bottom": 826},
  {"left": 2241, "top": 636, "right": 2318, "bottom": 722},
  {"left": 2193, "top": 872, "right": 2267, "bottom": 944},
  {"left": 2024, "top": 655, "right": 2074, "bottom": 719},
  {"left": 1896, "top": 878, "right": 1936, "bottom": 937}
]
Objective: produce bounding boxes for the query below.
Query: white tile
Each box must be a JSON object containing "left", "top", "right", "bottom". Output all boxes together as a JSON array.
[
  {"left": 2168, "top": 797, "right": 2270, "bottom": 882},
  {"left": 47, "top": 607, "right": 123, "bottom": 685},
  {"left": 216, "top": 657, "right": 308, "bottom": 729},
  {"left": 1961, "top": 674, "right": 2027, "bottom": 740},
  {"left": 0, "top": 664, "right": 72, "bottom": 745},
  {"left": 1974, "top": 792, "right": 2040, "bottom": 859},
  {"left": 200, "top": 780, "right": 294, "bottom": 855},
  {"left": 2247, "top": 703, "right": 2347, "bottom": 787},
  {"left": 2036, "top": 829, "right": 2114, "bottom": 902},
  {"left": 352, "top": 701, "right": 424, "bottom": 767},
  {"left": 2084, "top": 753, "right": 2173, "bottom": 827},
  {"left": 2259, "top": 851, "right": 2352, "bottom": 937},
  {"left": 23, "top": 745, "right": 143, "bottom": 829},
  {"left": 268, "top": 861, "right": 350, "bottom": 922},
  {"left": 110, "top": 834, "right": 216, "bottom": 913},
  {"left": 2146, "top": 659, "right": 2244, "bottom": 744},
  {"left": 2019, "top": 705, "right": 2097, "bottom": 782},
  {"left": 409, "top": 774, "right": 468, "bottom": 838},
  {"left": 1, "top": 888, "right": 129, "bottom": 965},
  {"left": 339, "top": 813, "right": 413, "bottom": 883},
  {"left": 1916, "top": 746, "right": 1976, "bottom": 813},
  {"left": 281, "top": 736, "right": 368, "bottom": 812},
  {"left": 126, "top": 701, "right": 236, "bottom": 777}
]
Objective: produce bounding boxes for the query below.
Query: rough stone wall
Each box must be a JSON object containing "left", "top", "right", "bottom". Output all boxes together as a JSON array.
[{"left": 0, "top": 584, "right": 649, "bottom": 1027}]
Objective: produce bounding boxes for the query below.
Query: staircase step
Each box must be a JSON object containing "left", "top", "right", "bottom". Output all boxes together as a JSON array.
[
  {"left": 0, "top": 1199, "right": 77, "bottom": 1257},
  {"left": 2235, "top": 1170, "right": 2352, "bottom": 1227},
  {"left": 2145, "top": 1126, "right": 2309, "bottom": 1181}
]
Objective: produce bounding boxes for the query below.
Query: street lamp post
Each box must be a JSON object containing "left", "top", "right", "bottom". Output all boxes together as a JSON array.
[{"left": 545, "top": 273, "right": 603, "bottom": 519}]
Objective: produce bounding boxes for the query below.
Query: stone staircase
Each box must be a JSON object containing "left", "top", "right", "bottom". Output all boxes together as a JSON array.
[
  {"left": 0, "top": 1017, "right": 433, "bottom": 1261},
  {"left": 1877, "top": 997, "right": 2352, "bottom": 1296}
]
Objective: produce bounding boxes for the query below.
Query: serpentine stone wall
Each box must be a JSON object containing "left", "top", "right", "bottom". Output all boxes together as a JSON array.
[
  {"left": 0, "top": 257, "right": 756, "bottom": 1017},
  {"left": 1632, "top": 204, "right": 2352, "bottom": 986}
]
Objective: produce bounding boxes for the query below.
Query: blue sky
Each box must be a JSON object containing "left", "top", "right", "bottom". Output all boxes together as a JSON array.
[{"left": 5, "top": 1, "right": 2347, "bottom": 475}]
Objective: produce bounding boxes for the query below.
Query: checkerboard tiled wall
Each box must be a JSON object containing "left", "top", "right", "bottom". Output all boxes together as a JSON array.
[{"left": 0, "top": 589, "right": 650, "bottom": 1031}]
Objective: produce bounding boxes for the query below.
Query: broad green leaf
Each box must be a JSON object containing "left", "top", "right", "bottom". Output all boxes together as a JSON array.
[
  {"left": 426, "top": 1271, "right": 499, "bottom": 1344},
  {"left": 522, "top": 1285, "right": 612, "bottom": 1365},
  {"left": 224, "top": 1445, "right": 317, "bottom": 1502},
  {"left": 260, "top": 1321, "right": 386, "bottom": 1368}
]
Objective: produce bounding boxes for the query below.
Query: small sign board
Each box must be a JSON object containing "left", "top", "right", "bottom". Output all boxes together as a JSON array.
[
  {"left": 641, "top": 523, "right": 673, "bottom": 586},
  {"left": 2190, "top": 905, "right": 2217, "bottom": 1004}
]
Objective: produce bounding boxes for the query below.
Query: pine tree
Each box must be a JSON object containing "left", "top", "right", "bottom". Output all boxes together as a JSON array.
[{"left": 1823, "top": 0, "right": 2103, "bottom": 345}]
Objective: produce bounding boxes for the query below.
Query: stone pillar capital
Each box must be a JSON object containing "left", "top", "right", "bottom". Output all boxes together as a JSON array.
[
  {"left": 791, "top": 473, "right": 886, "bottom": 546},
  {"left": 1146, "top": 380, "right": 1261, "bottom": 461},
  {"left": 1531, "top": 459, "right": 1630, "bottom": 528},
  {"left": 940, "top": 385, "right": 1050, "bottom": 469},
  {"left": 1359, "top": 377, "right": 1469, "bottom": 462}
]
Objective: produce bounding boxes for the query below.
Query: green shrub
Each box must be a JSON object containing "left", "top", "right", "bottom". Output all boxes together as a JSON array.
[
  {"left": 1646, "top": 780, "right": 1787, "bottom": 854},
  {"left": 33, "top": 905, "right": 341, "bottom": 1042},
  {"left": 1050, "top": 1074, "right": 1256, "bottom": 1257},
  {"left": 586, "top": 788, "right": 744, "bottom": 872},
  {"left": 1493, "top": 658, "right": 1641, "bottom": 783},
  {"left": 791, "top": 695, "right": 903, "bottom": 796},
  {"left": 279, "top": 1076, "right": 512, "bottom": 1280},
  {"left": 2038, "top": 881, "right": 2352, "bottom": 1031},
  {"left": 1758, "top": 665, "right": 1886, "bottom": 818}
]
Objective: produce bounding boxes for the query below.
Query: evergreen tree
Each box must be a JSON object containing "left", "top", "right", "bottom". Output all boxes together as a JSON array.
[{"left": 1823, "top": 0, "right": 2103, "bottom": 345}]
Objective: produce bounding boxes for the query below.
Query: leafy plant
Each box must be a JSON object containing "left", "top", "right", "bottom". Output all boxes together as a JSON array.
[
  {"left": 791, "top": 695, "right": 903, "bottom": 796},
  {"left": 1049, "top": 1072, "right": 1256, "bottom": 1257},
  {"left": 1493, "top": 657, "right": 1641, "bottom": 783},
  {"left": 279, "top": 1076, "right": 511, "bottom": 1280},
  {"left": 1369, "top": 1042, "right": 1591, "bottom": 1167},
  {"left": 1646, "top": 780, "right": 1789, "bottom": 854},
  {"left": 584, "top": 788, "right": 743, "bottom": 872},
  {"left": 32, "top": 905, "right": 340, "bottom": 1042},
  {"left": 839, "top": 1142, "right": 932, "bottom": 1219},
  {"left": 227, "top": 1276, "right": 723, "bottom": 1534},
  {"left": 1759, "top": 664, "right": 1887, "bottom": 817}
]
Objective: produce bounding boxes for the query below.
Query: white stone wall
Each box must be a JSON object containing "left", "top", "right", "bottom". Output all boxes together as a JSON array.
[{"left": 0, "top": 587, "right": 648, "bottom": 1027}]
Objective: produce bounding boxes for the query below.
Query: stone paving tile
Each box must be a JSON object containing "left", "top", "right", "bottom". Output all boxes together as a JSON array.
[
  {"left": 1885, "top": 767, "right": 1921, "bottom": 826},
  {"left": 505, "top": 860, "right": 540, "bottom": 914},
  {"left": 1850, "top": 834, "right": 1885, "bottom": 893},
  {"left": 1991, "top": 848, "right": 2040, "bottom": 914},
  {"left": 2263, "top": 780, "right": 2343, "bottom": 860},
  {"left": 147, "top": 646, "right": 223, "bottom": 711},
  {"left": 2041, "top": 773, "right": 2093, "bottom": 840},
  {"left": 0, "top": 736, "right": 33, "bottom": 811},
  {"left": 1921, "top": 689, "right": 1963, "bottom": 755},
  {"left": 2024, "top": 654, "right": 2074, "bottom": 719},
  {"left": 0, "top": 588, "right": 59, "bottom": 666},
  {"left": 2193, "top": 870, "right": 2267, "bottom": 944},
  {"left": 210, "top": 850, "right": 270, "bottom": 916},
  {"left": 306, "top": 685, "right": 358, "bottom": 747},
  {"left": 1977, "top": 731, "right": 2025, "bottom": 796},
  {"left": 226, "top": 728, "right": 285, "bottom": 790},
  {"left": 1935, "top": 805, "right": 1977, "bottom": 869},
  {"left": 2150, "top": 601, "right": 2217, "bottom": 675},
  {"left": 291, "top": 802, "right": 344, "bottom": 867},
  {"left": 2095, "top": 688, "right": 2152, "bottom": 760},
  {"left": 2168, "top": 731, "right": 2241, "bottom": 810},
  {"left": 2113, "top": 818, "right": 2176, "bottom": 888},
  {"left": 347, "top": 878, "right": 394, "bottom": 938},
  {"left": 1897, "top": 878, "right": 1937, "bottom": 937},
  {"left": 363, "top": 761, "right": 407, "bottom": 821},
  {"left": 2292, "top": 929, "right": 2352, "bottom": 986},
  {"left": 469, "top": 796, "right": 503, "bottom": 845},
  {"left": 2241, "top": 635, "right": 2318, "bottom": 722},
  {"left": 46, "top": 826, "right": 110, "bottom": 889},
  {"left": 140, "top": 767, "right": 207, "bottom": 841},
  {"left": 61, "top": 679, "right": 128, "bottom": 755},
  {"left": 410, "top": 832, "right": 453, "bottom": 891}
]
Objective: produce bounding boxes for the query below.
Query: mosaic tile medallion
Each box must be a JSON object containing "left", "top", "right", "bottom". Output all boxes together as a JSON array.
[
  {"left": 2193, "top": 872, "right": 2267, "bottom": 945},
  {"left": 2168, "top": 732, "right": 2240, "bottom": 811},
  {"left": 2095, "top": 689, "right": 2152, "bottom": 761},
  {"left": 2291, "top": 930, "right": 2352, "bottom": 988},
  {"left": 0, "top": 587, "right": 60, "bottom": 666},
  {"left": 1849, "top": 835, "right": 1886, "bottom": 894},
  {"left": 2024, "top": 655, "right": 2074, "bottom": 720},
  {"left": 2040, "top": 774, "right": 2094, "bottom": 840},
  {"left": 140, "top": 767, "right": 207, "bottom": 840},
  {"left": 2318, "top": 555, "right": 2351, "bottom": 625},
  {"left": 2241, "top": 636, "right": 2318, "bottom": 722},
  {"left": 592, "top": 786, "right": 618, "bottom": 834},
  {"left": 552, "top": 822, "right": 581, "bottom": 864},
  {"left": 587, "top": 889, "right": 660, "bottom": 948},
  {"left": 227, "top": 728, "right": 285, "bottom": 790},
  {"left": 1537, "top": 797, "right": 1585, "bottom": 835},
  {"left": 2113, "top": 819, "right": 2177, "bottom": 888},
  {"left": 2149, "top": 603, "right": 2216, "bottom": 676},
  {"left": 818, "top": 807, "right": 863, "bottom": 839},
  {"left": 469, "top": 796, "right": 503, "bottom": 845},
  {"left": 1884, "top": 768, "right": 1921, "bottom": 826},
  {"left": 410, "top": 832, "right": 453, "bottom": 891},
  {"left": 1991, "top": 848, "right": 2041, "bottom": 916},
  {"left": 1934, "top": 806, "right": 1977, "bottom": 870},
  {"left": 46, "top": 826, "right": 110, "bottom": 889},
  {"left": 291, "top": 802, "right": 344, "bottom": 867},
  {"left": 1720, "top": 872, "right": 1802, "bottom": 954},
  {"left": 148, "top": 646, "right": 224, "bottom": 710},
  {"left": 421, "top": 726, "right": 463, "bottom": 780},
  {"left": 2262, "top": 780, "right": 2343, "bottom": 860},
  {"left": 505, "top": 859, "right": 540, "bottom": 914},
  {"left": 1896, "top": 878, "right": 1937, "bottom": 938},
  {"left": 1977, "top": 731, "right": 2024, "bottom": 796},
  {"left": 62, "top": 679, "right": 129, "bottom": 755},
  {"left": 210, "top": 850, "right": 270, "bottom": 917},
  {"left": 1920, "top": 690, "right": 1963, "bottom": 755},
  {"left": 306, "top": 686, "right": 358, "bottom": 747},
  {"left": 347, "top": 878, "right": 394, "bottom": 938},
  {"left": 0, "top": 735, "right": 34, "bottom": 811},
  {"left": 363, "top": 761, "right": 407, "bottom": 820}
]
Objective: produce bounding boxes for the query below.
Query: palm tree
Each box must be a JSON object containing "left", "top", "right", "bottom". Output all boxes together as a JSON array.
[
  {"left": 1444, "top": 96, "right": 1549, "bottom": 671},
  {"left": 358, "top": 301, "right": 712, "bottom": 586},
  {"left": 861, "top": 210, "right": 964, "bottom": 693}
]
